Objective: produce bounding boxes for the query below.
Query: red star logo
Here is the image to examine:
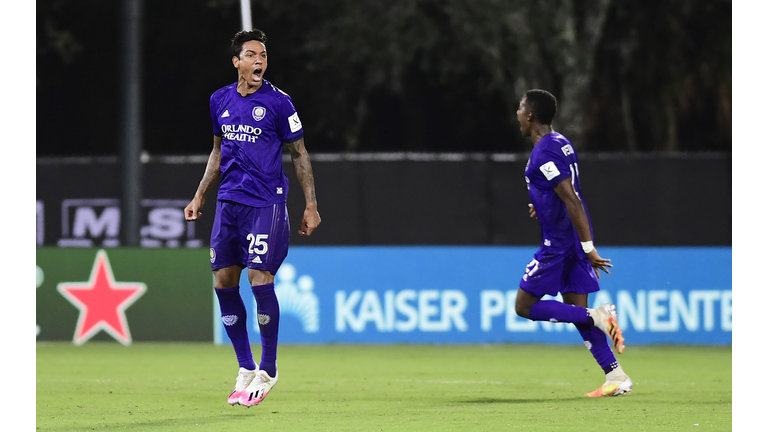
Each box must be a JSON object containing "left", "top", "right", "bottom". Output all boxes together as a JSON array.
[{"left": 57, "top": 250, "right": 147, "bottom": 345}]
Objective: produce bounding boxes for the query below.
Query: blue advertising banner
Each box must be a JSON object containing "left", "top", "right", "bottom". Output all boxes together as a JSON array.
[{"left": 214, "top": 246, "right": 732, "bottom": 345}]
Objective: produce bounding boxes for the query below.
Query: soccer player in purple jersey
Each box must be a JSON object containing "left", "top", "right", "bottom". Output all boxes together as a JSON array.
[
  {"left": 184, "top": 29, "right": 321, "bottom": 407},
  {"left": 514, "top": 89, "right": 632, "bottom": 397}
]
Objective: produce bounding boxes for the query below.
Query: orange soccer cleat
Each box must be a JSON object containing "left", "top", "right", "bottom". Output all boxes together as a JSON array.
[{"left": 590, "top": 303, "right": 625, "bottom": 354}]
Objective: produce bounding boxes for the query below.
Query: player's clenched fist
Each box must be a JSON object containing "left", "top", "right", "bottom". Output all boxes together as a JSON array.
[{"left": 185, "top": 196, "right": 204, "bottom": 221}]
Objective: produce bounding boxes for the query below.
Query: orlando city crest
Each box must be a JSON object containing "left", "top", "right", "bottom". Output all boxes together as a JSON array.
[{"left": 252, "top": 107, "right": 266, "bottom": 121}]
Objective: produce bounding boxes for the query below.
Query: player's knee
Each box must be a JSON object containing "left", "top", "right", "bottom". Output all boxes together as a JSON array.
[
  {"left": 248, "top": 268, "right": 275, "bottom": 287},
  {"left": 213, "top": 266, "right": 242, "bottom": 288},
  {"left": 515, "top": 302, "right": 530, "bottom": 319}
]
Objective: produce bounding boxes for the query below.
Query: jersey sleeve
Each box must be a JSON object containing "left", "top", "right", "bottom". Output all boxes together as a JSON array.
[
  {"left": 276, "top": 96, "right": 304, "bottom": 143},
  {"left": 535, "top": 147, "right": 571, "bottom": 189},
  {"left": 210, "top": 93, "right": 222, "bottom": 137}
]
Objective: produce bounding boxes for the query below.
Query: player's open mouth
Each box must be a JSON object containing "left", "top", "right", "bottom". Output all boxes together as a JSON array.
[{"left": 253, "top": 69, "right": 262, "bottom": 77}]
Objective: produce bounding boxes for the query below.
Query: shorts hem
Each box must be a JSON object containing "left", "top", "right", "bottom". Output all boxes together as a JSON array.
[{"left": 211, "top": 263, "right": 246, "bottom": 271}]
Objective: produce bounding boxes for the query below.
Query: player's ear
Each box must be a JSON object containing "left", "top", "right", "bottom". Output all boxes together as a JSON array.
[{"left": 232, "top": 56, "right": 240, "bottom": 68}]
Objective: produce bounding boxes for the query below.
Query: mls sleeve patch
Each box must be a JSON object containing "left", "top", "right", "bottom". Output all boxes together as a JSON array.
[
  {"left": 539, "top": 161, "right": 561, "bottom": 180},
  {"left": 288, "top": 112, "right": 303, "bottom": 133}
]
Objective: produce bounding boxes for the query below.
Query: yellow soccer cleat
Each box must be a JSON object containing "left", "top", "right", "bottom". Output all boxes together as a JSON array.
[{"left": 584, "top": 376, "right": 633, "bottom": 397}]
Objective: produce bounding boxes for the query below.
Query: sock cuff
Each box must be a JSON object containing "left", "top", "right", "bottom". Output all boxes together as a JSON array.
[
  {"left": 602, "top": 361, "right": 620, "bottom": 375},
  {"left": 586, "top": 309, "right": 595, "bottom": 327},
  {"left": 215, "top": 286, "right": 241, "bottom": 295},
  {"left": 251, "top": 282, "right": 275, "bottom": 294}
]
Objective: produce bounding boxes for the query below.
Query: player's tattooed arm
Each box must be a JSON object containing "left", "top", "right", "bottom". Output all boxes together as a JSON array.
[
  {"left": 197, "top": 135, "right": 223, "bottom": 199},
  {"left": 286, "top": 137, "right": 317, "bottom": 207},
  {"left": 285, "top": 137, "right": 321, "bottom": 235},
  {"left": 185, "top": 136, "right": 222, "bottom": 221}
]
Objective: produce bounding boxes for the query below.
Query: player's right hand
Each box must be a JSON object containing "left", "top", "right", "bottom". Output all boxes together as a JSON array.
[
  {"left": 299, "top": 207, "right": 321, "bottom": 236},
  {"left": 184, "top": 197, "right": 204, "bottom": 221}
]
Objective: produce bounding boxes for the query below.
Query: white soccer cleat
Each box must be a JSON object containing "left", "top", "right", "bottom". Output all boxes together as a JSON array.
[
  {"left": 584, "top": 375, "right": 633, "bottom": 397},
  {"left": 589, "top": 303, "right": 625, "bottom": 354},
  {"left": 227, "top": 367, "right": 257, "bottom": 406},
  {"left": 239, "top": 368, "right": 278, "bottom": 407}
]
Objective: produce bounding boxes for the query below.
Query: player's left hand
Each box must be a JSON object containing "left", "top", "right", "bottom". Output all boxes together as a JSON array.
[
  {"left": 528, "top": 203, "right": 538, "bottom": 220},
  {"left": 586, "top": 249, "right": 612, "bottom": 279},
  {"left": 299, "top": 207, "right": 321, "bottom": 236}
]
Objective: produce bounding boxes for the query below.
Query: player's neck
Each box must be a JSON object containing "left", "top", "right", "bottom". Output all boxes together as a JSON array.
[
  {"left": 236, "top": 78, "right": 263, "bottom": 97},
  {"left": 531, "top": 124, "right": 554, "bottom": 146}
]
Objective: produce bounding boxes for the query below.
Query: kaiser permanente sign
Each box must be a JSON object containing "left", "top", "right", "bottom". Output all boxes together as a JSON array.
[{"left": 216, "top": 246, "right": 732, "bottom": 345}]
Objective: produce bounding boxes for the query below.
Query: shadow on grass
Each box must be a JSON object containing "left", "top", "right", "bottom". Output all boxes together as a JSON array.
[{"left": 456, "top": 396, "right": 585, "bottom": 404}]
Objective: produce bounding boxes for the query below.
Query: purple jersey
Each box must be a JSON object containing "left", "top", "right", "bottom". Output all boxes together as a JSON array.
[
  {"left": 524, "top": 132, "right": 593, "bottom": 260},
  {"left": 210, "top": 79, "right": 304, "bottom": 207}
]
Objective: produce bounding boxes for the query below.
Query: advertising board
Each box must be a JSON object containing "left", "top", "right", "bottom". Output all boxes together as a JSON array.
[{"left": 215, "top": 246, "right": 732, "bottom": 345}]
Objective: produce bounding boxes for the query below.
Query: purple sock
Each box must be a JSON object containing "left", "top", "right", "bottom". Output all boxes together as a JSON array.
[
  {"left": 215, "top": 287, "right": 257, "bottom": 371},
  {"left": 575, "top": 324, "right": 619, "bottom": 374},
  {"left": 528, "top": 300, "right": 591, "bottom": 325},
  {"left": 252, "top": 283, "right": 279, "bottom": 378}
]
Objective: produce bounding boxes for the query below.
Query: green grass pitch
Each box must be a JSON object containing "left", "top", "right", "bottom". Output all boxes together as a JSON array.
[{"left": 36, "top": 343, "right": 731, "bottom": 431}]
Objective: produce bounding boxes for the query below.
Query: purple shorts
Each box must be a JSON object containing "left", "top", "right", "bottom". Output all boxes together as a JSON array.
[
  {"left": 519, "top": 253, "right": 599, "bottom": 298},
  {"left": 209, "top": 200, "right": 290, "bottom": 275}
]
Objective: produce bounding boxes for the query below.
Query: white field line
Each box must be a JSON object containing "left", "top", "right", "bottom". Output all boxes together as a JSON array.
[{"left": 395, "top": 379, "right": 503, "bottom": 385}]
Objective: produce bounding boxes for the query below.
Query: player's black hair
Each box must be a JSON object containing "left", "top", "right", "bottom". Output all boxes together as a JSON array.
[
  {"left": 231, "top": 29, "right": 268, "bottom": 58},
  {"left": 524, "top": 89, "right": 557, "bottom": 125}
]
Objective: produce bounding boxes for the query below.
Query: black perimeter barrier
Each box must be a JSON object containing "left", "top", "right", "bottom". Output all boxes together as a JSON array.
[{"left": 36, "top": 152, "right": 731, "bottom": 247}]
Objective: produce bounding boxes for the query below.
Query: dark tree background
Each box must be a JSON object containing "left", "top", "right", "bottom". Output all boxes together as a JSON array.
[{"left": 36, "top": 0, "right": 731, "bottom": 156}]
